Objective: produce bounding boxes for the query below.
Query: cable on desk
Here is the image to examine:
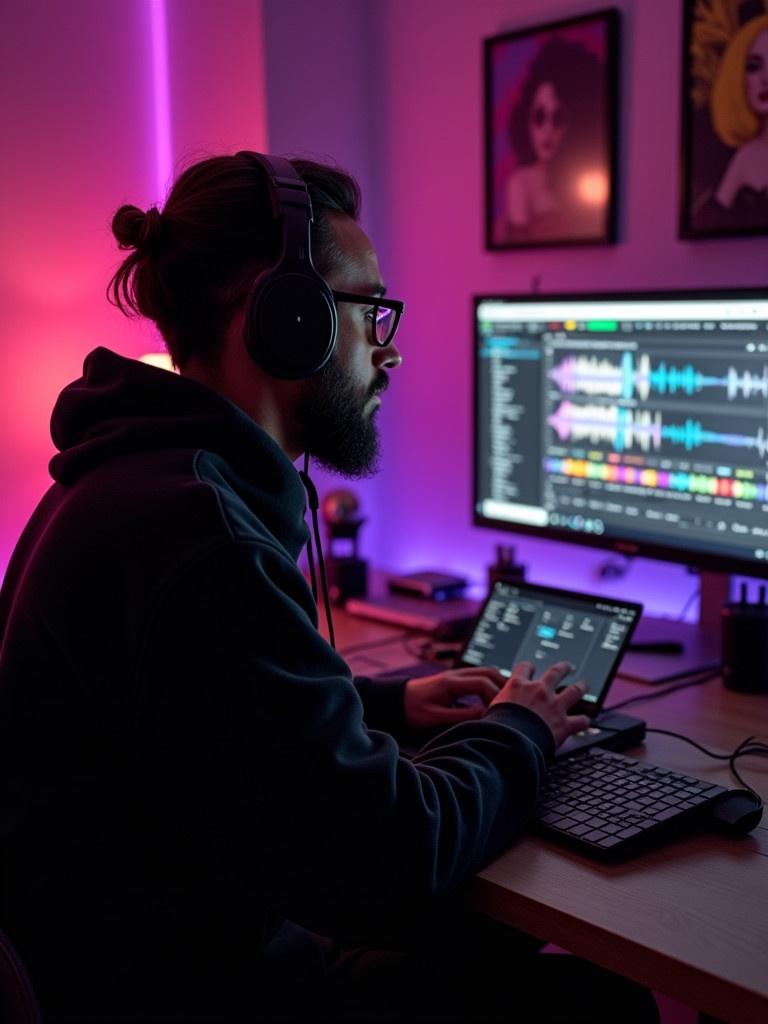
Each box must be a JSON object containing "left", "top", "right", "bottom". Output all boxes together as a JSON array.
[
  {"left": 644, "top": 728, "right": 768, "bottom": 803},
  {"left": 616, "top": 660, "right": 722, "bottom": 686},
  {"left": 338, "top": 631, "right": 416, "bottom": 658},
  {"left": 605, "top": 669, "right": 720, "bottom": 712}
]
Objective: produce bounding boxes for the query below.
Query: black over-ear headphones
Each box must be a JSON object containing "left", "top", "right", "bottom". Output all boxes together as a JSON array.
[{"left": 237, "top": 151, "right": 338, "bottom": 380}]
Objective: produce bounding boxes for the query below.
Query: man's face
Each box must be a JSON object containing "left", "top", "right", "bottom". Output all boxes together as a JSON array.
[{"left": 296, "top": 215, "right": 402, "bottom": 478}]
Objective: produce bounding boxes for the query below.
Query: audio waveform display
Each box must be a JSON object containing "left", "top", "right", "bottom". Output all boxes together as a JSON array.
[
  {"left": 547, "top": 400, "right": 768, "bottom": 455},
  {"left": 550, "top": 352, "right": 768, "bottom": 401},
  {"left": 545, "top": 457, "right": 768, "bottom": 501}
]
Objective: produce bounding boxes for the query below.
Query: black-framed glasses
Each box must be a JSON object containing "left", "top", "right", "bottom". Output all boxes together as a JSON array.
[{"left": 331, "top": 290, "right": 405, "bottom": 348}]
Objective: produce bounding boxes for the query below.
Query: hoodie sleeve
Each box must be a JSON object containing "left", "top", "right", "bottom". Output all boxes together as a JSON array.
[
  {"left": 136, "top": 540, "right": 553, "bottom": 944},
  {"left": 352, "top": 675, "right": 409, "bottom": 734}
]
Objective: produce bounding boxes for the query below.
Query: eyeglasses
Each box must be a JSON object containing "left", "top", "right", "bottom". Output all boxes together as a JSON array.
[{"left": 331, "top": 291, "right": 405, "bottom": 348}]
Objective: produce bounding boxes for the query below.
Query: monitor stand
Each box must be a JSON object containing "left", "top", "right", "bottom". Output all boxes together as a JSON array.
[{"left": 620, "top": 571, "right": 727, "bottom": 684}]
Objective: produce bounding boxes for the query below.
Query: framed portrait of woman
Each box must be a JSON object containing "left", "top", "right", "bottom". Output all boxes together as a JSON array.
[
  {"left": 484, "top": 9, "right": 619, "bottom": 250},
  {"left": 681, "top": 0, "right": 768, "bottom": 239}
]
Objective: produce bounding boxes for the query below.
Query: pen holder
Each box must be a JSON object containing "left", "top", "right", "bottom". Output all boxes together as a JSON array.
[
  {"left": 487, "top": 543, "right": 526, "bottom": 593},
  {"left": 721, "top": 585, "right": 768, "bottom": 694}
]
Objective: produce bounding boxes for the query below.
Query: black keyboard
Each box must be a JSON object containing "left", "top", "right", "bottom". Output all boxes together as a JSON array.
[{"left": 535, "top": 747, "right": 729, "bottom": 860}]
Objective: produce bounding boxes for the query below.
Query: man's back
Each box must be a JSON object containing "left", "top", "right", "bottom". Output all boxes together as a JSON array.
[
  {"left": 0, "top": 353, "right": 299, "bottom": 1017},
  {"left": 0, "top": 348, "right": 554, "bottom": 1020}
]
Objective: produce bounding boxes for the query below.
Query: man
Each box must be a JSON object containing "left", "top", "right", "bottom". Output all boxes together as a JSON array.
[{"left": 0, "top": 152, "right": 657, "bottom": 1022}]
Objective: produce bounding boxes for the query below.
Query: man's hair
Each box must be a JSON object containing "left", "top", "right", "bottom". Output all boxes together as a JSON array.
[
  {"left": 711, "top": 15, "right": 768, "bottom": 148},
  {"left": 108, "top": 153, "right": 361, "bottom": 367}
]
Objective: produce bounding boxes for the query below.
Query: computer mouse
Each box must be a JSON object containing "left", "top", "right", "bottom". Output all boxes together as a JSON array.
[{"left": 709, "top": 790, "right": 763, "bottom": 838}]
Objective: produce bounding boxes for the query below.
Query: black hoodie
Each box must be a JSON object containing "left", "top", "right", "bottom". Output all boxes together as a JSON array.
[{"left": 0, "top": 347, "right": 553, "bottom": 1021}]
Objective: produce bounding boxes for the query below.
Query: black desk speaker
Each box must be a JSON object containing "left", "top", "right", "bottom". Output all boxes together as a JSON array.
[{"left": 721, "top": 587, "right": 768, "bottom": 694}]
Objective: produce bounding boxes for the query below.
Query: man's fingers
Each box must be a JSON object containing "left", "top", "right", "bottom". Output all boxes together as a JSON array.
[
  {"left": 510, "top": 660, "right": 535, "bottom": 680},
  {"left": 445, "top": 675, "right": 501, "bottom": 703},
  {"left": 556, "top": 681, "right": 587, "bottom": 709},
  {"left": 540, "top": 661, "right": 575, "bottom": 689},
  {"left": 565, "top": 714, "right": 592, "bottom": 737},
  {"left": 450, "top": 666, "right": 508, "bottom": 687}
]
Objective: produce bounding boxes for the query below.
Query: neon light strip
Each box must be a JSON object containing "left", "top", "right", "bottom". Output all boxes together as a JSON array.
[{"left": 149, "top": 0, "right": 172, "bottom": 203}]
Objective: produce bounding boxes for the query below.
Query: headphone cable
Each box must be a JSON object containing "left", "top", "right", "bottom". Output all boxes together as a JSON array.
[{"left": 299, "top": 453, "right": 336, "bottom": 650}]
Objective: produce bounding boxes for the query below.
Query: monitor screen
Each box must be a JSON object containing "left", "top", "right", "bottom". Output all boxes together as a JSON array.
[{"left": 473, "top": 289, "right": 768, "bottom": 578}]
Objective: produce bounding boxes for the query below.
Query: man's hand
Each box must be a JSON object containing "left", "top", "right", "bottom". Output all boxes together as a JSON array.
[
  {"left": 404, "top": 660, "right": 591, "bottom": 747},
  {"left": 404, "top": 667, "right": 505, "bottom": 729},
  {"left": 489, "top": 660, "right": 591, "bottom": 747}
]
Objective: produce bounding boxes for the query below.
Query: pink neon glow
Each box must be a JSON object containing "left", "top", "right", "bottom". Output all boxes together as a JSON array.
[{"left": 149, "top": 0, "right": 173, "bottom": 203}]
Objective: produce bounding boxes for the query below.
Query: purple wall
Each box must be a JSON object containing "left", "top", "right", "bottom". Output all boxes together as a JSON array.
[
  {"left": 262, "top": 0, "right": 386, "bottom": 559},
  {"left": 266, "top": 0, "right": 768, "bottom": 615}
]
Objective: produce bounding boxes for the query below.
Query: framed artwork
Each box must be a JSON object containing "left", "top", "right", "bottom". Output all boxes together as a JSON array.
[
  {"left": 681, "top": 0, "right": 768, "bottom": 239},
  {"left": 484, "top": 9, "right": 619, "bottom": 250}
]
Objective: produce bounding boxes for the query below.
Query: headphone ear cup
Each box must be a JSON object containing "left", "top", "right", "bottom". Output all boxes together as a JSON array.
[{"left": 245, "top": 269, "right": 338, "bottom": 380}]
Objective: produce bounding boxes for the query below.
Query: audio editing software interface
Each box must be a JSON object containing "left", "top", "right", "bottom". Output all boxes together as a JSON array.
[
  {"left": 475, "top": 297, "right": 768, "bottom": 564},
  {"left": 461, "top": 583, "right": 639, "bottom": 704}
]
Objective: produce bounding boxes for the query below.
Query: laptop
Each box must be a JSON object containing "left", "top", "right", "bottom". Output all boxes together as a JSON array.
[{"left": 380, "top": 579, "right": 644, "bottom": 755}]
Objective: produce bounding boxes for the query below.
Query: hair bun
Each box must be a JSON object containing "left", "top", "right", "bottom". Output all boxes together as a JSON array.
[{"left": 112, "top": 204, "right": 164, "bottom": 253}]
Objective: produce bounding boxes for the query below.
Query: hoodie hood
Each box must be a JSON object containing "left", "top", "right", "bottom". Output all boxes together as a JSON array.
[{"left": 49, "top": 347, "right": 309, "bottom": 556}]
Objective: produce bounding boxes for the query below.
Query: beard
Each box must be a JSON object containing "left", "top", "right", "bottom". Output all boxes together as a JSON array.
[{"left": 296, "top": 357, "right": 388, "bottom": 478}]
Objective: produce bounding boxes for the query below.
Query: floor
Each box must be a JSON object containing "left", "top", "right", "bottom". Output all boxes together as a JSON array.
[{"left": 543, "top": 946, "right": 698, "bottom": 1023}]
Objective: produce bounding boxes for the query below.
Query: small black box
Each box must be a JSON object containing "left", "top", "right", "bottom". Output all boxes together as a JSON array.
[
  {"left": 387, "top": 571, "right": 467, "bottom": 601},
  {"left": 326, "top": 557, "right": 368, "bottom": 606}
]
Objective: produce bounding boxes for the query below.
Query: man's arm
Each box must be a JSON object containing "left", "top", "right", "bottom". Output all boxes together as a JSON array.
[{"left": 138, "top": 541, "right": 555, "bottom": 943}]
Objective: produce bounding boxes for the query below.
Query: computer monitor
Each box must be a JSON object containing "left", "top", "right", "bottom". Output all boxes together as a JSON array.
[{"left": 473, "top": 288, "right": 768, "bottom": 584}]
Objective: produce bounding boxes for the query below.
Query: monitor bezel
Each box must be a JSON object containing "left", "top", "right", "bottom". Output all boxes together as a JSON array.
[{"left": 472, "top": 286, "right": 768, "bottom": 580}]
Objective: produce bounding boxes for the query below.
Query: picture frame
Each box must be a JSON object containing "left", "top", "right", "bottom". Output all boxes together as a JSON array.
[
  {"left": 680, "top": 0, "right": 768, "bottom": 240},
  {"left": 484, "top": 8, "right": 619, "bottom": 250}
]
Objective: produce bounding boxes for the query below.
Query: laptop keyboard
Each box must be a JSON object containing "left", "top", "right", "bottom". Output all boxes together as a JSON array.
[{"left": 535, "top": 747, "right": 729, "bottom": 860}]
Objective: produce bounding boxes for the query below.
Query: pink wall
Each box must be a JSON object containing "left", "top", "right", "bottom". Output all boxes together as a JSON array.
[{"left": 0, "top": 0, "right": 267, "bottom": 574}]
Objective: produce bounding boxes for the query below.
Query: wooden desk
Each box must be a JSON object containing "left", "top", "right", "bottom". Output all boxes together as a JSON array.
[{"left": 333, "top": 608, "right": 768, "bottom": 1024}]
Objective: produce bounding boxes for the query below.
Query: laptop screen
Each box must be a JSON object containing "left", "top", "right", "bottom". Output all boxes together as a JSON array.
[{"left": 459, "top": 580, "right": 642, "bottom": 715}]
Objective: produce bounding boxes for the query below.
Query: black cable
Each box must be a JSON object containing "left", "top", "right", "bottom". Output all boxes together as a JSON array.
[
  {"left": 311, "top": 501, "right": 335, "bottom": 650},
  {"left": 604, "top": 669, "right": 720, "bottom": 711},
  {"left": 616, "top": 660, "right": 721, "bottom": 686},
  {"left": 301, "top": 456, "right": 319, "bottom": 605},
  {"left": 338, "top": 632, "right": 415, "bottom": 657},
  {"left": 304, "top": 531, "right": 318, "bottom": 605},
  {"left": 644, "top": 727, "right": 768, "bottom": 803},
  {"left": 299, "top": 454, "right": 335, "bottom": 650}
]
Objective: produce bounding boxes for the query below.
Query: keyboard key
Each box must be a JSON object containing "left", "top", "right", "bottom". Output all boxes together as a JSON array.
[
  {"left": 653, "top": 806, "right": 685, "bottom": 822},
  {"left": 617, "top": 826, "right": 642, "bottom": 839},
  {"left": 586, "top": 817, "right": 609, "bottom": 830},
  {"left": 554, "top": 817, "right": 579, "bottom": 831},
  {"left": 569, "top": 823, "right": 593, "bottom": 837},
  {"left": 538, "top": 812, "right": 562, "bottom": 824}
]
